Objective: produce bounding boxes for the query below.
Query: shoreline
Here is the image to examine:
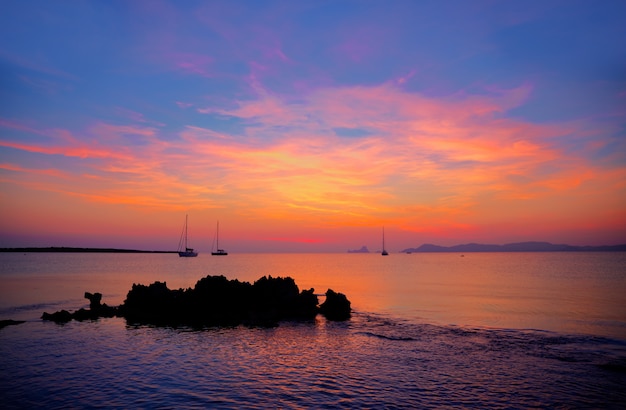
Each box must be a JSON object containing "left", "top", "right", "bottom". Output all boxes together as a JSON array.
[{"left": 0, "top": 247, "right": 176, "bottom": 253}]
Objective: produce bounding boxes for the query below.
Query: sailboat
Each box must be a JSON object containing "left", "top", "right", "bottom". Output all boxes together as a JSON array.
[
  {"left": 177, "top": 214, "right": 198, "bottom": 257},
  {"left": 211, "top": 221, "right": 228, "bottom": 256},
  {"left": 381, "top": 227, "right": 389, "bottom": 256}
]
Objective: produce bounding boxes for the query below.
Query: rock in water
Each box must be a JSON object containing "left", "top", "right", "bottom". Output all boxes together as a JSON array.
[
  {"left": 319, "top": 289, "right": 351, "bottom": 321},
  {"left": 41, "top": 310, "right": 73, "bottom": 323},
  {"left": 84, "top": 292, "right": 102, "bottom": 309},
  {"left": 0, "top": 319, "right": 26, "bottom": 329},
  {"left": 42, "top": 275, "right": 352, "bottom": 326}
]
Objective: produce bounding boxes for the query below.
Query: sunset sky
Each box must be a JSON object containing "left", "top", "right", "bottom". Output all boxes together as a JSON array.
[{"left": 1, "top": 1, "right": 625, "bottom": 252}]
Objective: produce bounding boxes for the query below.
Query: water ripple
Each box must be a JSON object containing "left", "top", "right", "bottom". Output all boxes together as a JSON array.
[{"left": 1, "top": 315, "right": 626, "bottom": 408}]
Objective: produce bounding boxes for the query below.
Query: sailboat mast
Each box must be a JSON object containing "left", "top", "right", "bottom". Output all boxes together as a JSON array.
[
  {"left": 211, "top": 220, "right": 228, "bottom": 255},
  {"left": 178, "top": 214, "right": 198, "bottom": 257},
  {"left": 381, "top": 226, "right": 389, "bottom": 255}
]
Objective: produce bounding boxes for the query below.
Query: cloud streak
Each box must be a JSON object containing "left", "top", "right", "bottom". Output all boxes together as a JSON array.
[
  {"left": 5, "top": 80, "right": 620, "bottom": 240},
  {"left": 1, "top": 1, "right": 624, "bottom": 250}
]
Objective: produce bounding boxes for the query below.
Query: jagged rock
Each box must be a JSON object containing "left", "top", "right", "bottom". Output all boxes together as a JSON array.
[
  {"left": 120, "top": 275, "right": 321, "bottom": 326},
  {"left": 119, "top": 281, "right": 186, "bottom": 325},
  {"left": 42, "top": 310, "right": 73, "bottom": 323},
  {"left": 42, "top": 292, "right": 118, "bottom": 323},
  {"left": 250, "top": 276, "right": 318, "bottom": 321},
  {"left": 42, "top": 275, "right": 351, "bottom": 326},
  {"left": 319, "top": 289, "right": 351, "bottom": 321},
  {"left": 84, "top": 292, "right": 102, "bottom": 309}
]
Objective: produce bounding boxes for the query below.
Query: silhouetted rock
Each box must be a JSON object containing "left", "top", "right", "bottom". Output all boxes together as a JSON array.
[
  {"left": 119, "top": 281, "right": 187, "bottom": 325},
  {"left": 0, "top": 319, "right": 25, "bottom": 329},
  {"left": 319, "top": 289, "right": 351, "bottom": 321},
  {"left": 42, "top": 292, "right": 118, "bottom": 323},
  {"left": 120, "top": 275, "right": 322, "bottom": 326},
  {"left": 42, "top": 275, "right": 351, "bottom": 326},
  {"left": 42, "top": 310, "right": 73, "bottom": 323},
  {"left": 84, "top": 292, "right": 102, "bottom": 309},
  {"left": 249, "top": 276, "right": 318, "bottom": 322}
]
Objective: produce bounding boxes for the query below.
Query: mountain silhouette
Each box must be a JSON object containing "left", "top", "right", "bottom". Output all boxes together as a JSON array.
[{"left": 401, "top": 241, "right": 626, "bottom": 253}]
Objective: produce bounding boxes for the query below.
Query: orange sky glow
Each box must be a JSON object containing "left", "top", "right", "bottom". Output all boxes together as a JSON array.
[{"left": 1, "top": 2, "right": 625, "bottom": 252}]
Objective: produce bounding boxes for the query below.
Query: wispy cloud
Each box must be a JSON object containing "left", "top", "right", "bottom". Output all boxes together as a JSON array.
[
  {"left": 1, "top": 0, "right": 624, "bottom": 249},
  {"left": 4, "top": 79, "right": 618, "bottom": 233},
  {"left": 0, "top": 130, "right": 132, "bottom": 160}
]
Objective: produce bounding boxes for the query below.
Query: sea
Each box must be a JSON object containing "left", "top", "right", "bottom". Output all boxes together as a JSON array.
[{"left": 0, "top": 252, "right": 625, "bottom": 408}]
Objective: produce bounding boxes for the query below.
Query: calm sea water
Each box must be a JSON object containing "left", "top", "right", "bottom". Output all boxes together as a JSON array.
[{"left": 1, "top": 252, "right": 625, "bottom": 408}]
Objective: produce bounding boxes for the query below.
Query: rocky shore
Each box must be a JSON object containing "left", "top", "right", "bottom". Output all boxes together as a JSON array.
[
  {"left": 0, "top": 320, "right": 26, "bottom": 329},
  {"left": 42, "top": 275, "right": 351, "bottom": 327}
]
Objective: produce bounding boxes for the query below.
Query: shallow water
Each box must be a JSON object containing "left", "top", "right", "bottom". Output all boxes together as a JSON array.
[{"left": 1, "top": 252, "right": 625, "bottom": 408}]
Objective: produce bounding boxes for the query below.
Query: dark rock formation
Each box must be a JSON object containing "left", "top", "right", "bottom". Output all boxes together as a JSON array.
[
  {"left": 120, "top": 275, "right": 322, "bottom": 327},
  {"left": 42, "top": 292, "right": 118, "bottom": 323},
  {"left": 42, "top": 275, "right": 351, "bottom": 326},
  {"left": 319, "top": 289, "right": 351, "bottom": 321},
  {"left": 84, "top": 292, "right": 102, "bottom": 309},
  {"left": 0, "top": 319, "right": 26, "bottom": 329},
  {"left": 42, "top": 309, "right": 73, "bottom": 323}
]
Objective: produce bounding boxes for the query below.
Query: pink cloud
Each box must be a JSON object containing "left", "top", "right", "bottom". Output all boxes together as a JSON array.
[
  {"left": 261, "top": 236, "right": 325, "bottom": 244},
  {"left": 272, "top": 47, "right": 290, "bottom": 63},
  {"left": 0, "top": 121, "right": 134, "bottom": 160},
  {"left": 395, "top": 70, "right": 417, "bottom": 85},
  {"left": 0, "top": 117, "right": 49, "bottom": 136},
  {"left": 113, "top": 107, "right": 166, "bottom": 127},
  {"left": 0, "top": 163, "right": 67, "bottom": 178},
  {"left": 90, "top": 122, "right": 157, "bottom": 138},
  {"left": 186, "top": 81, "right": 622, "bottom": 234},
  {"left": 170, "top": 52, "right": 214, "bottom": 77},
  {"left": 3, "top": 80, "right": 623, "bottom": 246}
]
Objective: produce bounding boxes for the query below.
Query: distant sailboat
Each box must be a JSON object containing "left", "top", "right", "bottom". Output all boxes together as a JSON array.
[
  {"left": 178, "top": 215, "right": 198, "bottom": 257},
  {"left": 382, "top": 227, "right": 388, "bottom": 256},
  {"left": 211, "top": 221, "right": 228, "bottom": 256}
]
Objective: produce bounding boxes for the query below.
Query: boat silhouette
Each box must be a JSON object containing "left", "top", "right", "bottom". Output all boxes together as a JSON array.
[
  {"left": 211, "top": 221, "right": 228, "bottom": 256},
  {"left": 178, "top": 214, "right": 198, "bottom": 257}
]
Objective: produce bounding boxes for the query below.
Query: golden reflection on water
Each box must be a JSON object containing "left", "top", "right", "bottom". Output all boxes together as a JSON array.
[{"left": 1, "top": 252, "right": 625, "bottom": 338}]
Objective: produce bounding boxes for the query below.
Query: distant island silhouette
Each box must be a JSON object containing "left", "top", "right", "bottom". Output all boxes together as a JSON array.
[
  {"left": 347, "top": 246, "right": 370, "bottom": 253},
  {"left": 401, "top": 241, "right": 626, "bottom": 253},
  {"left": 2, "top": 242, "right": 625, "bottom": 254}
]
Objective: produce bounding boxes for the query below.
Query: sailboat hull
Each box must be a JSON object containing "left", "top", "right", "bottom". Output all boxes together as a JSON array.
[
  {"left": 211, "top": 251, "right": 228, "bottom": 256},
  {"left": 178, "top": 215, "right": 198, "bottom": 257},
  {"left": 179, "top": 248, "right": 198, "bottom": 257}
]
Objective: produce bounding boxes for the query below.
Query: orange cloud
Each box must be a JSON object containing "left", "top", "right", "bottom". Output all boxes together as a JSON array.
[{"left": 1, "top": 81, "right": 624, "bottom": 249}]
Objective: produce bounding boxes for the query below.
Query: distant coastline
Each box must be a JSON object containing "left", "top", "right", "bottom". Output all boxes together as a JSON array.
[
  {"left": 347, "top": 246, "right": 370, "bottom": 253},
  {"left": 401, "top": 241, "right": 626, "bottom": 253},
  {"left": 3, "top": 241, "right": 626, "bottom": 254},
  {"left": 0, "top": 247, "right": 176, "bottom": 253}
]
